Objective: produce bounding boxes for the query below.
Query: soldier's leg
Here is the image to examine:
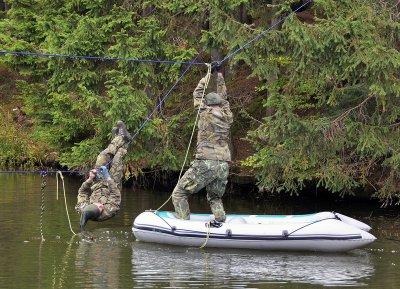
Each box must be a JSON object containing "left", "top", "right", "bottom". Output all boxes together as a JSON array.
[
  {"left": 109, "top": 147, "right": 128, "bottom": 190},
  {"left": 95, "top": 136, "right": 127, "bottom": 167},
  {"left": 206, "top": 162, "right": 229, "bottom": 222},
  {"left": 172, "top": 160, "right": 210, "bottom": 220}
]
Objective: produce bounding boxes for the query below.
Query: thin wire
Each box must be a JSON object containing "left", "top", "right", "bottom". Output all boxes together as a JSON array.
[
  {"left": 0, "top": 50, "right": 206, "bottom": 65},
  {"left": 221, "top": 0, "right": 313, "bottom": 62}
]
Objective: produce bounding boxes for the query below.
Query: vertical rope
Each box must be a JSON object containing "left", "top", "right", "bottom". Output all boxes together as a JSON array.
[
  {"left": 156, "top": 64, "right": 212, "bottom": 211},
  {"left": 177, "top": 64, "right": 212, "bottom": 180},
  {"left": 56, "top": 171, "right": 76, "bottom": 235},
  {"left": 40, "top": 171, "right": 47, "bottom": 241}
]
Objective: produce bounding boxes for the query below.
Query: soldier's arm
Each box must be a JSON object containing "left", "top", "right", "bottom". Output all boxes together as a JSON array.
[
  {"left": 75, "top": 180, "right": 92, "bottom": 212},
  {"left": 216, "top": 72, "right": 227, "bottom": 100},
  {"left": 193, "top": 77, "right": 207, "bottom": 109}
]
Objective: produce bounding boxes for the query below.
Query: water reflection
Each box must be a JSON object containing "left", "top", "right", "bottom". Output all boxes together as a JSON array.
[
  {"left": 73, "top": 229, "right": 132, "bottom": 289},
  {"left": 131, "top": 242, "right": 374, "bottom": 288},
  {"left": 3, "top": 174, "right": 400, "bottom": 289}
]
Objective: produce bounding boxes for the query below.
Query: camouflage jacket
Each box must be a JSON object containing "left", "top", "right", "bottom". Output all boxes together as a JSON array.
[
  {"left": 75, "top": 178, "right": 121, "bottom": 221},
  {"left": 193, "top": 74, "right": 233, "bottom": 161}
]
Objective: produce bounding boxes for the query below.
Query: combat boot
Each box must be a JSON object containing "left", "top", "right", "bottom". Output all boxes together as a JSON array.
[{"left": 117, "top": 121, "right": 132, "bottom": 142}]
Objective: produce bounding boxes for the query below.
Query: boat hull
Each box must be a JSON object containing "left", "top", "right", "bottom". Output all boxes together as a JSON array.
[{"left": 132, "top": 211, "right": 376, "bottom": 252}]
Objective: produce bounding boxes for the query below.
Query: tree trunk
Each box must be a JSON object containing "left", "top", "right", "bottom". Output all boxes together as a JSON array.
[{"left": 0, "top": 1, "right": 10, "bottom": 11}]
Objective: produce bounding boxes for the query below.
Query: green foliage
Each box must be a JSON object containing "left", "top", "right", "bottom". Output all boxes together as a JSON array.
[
  {"left": 1, "top": 0, "right": 400, "bottom": 204},
  {"left": 0, "top": 0, "right": 210, "bottom": 173},
  {"left": 242, "top": 0, "right": 400, "bottom": 203}
]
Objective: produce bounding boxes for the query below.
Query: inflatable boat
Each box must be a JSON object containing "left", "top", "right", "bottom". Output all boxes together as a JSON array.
[{"left": 132, "top": 211, "right": 376, "bottom": 252}]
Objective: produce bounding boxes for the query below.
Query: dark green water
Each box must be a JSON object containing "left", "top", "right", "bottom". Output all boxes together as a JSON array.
[{"left": 0, "top": 173, "right": 400, "bottom": 289}]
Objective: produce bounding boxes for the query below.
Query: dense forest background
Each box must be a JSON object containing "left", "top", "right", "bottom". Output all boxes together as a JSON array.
[{"left": 0, "top": 0, "right": 399, "bottom": 203}]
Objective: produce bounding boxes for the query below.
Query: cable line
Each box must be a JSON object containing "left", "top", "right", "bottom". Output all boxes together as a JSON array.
[{"left": 0, "top": 50, "right": 206, "bottom": 65}]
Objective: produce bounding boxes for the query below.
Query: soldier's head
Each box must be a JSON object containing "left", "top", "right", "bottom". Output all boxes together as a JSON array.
[
  {"left": 80, "top": 203, "right": 104, "bottom": 230},
  {"left": 205, "top": 92, "right": 223, "bottom": 106}
]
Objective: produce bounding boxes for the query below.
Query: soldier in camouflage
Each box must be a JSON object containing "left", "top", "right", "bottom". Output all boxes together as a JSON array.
[
  {"left": 76, "top": 121, "right": 131, "bottom": 230},
  {"left": 172, "top": 61, "right": 233, "bottom": 223}
]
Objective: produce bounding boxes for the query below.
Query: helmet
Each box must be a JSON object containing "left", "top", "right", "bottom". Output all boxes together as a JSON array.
[{"left": 205, "top": 92, "right": 223, "bottom": 105}]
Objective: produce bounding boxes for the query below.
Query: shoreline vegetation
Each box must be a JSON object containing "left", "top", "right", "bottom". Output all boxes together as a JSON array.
[{"left": 0, "top": 1, "right": 399, "bottom": 205}]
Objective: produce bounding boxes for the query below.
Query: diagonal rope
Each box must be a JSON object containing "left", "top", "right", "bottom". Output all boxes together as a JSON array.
[
  {"left": 127, "top": 45, "right": 209, "bottom": 145},
  {"left": 100, "top": 44, "right": 209, "bottom": 168}
]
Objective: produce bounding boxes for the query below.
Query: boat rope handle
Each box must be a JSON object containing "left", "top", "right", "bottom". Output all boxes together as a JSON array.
[
  {"left": 200, "top": 221, "right": 212, "bottom": 249},
  {"left": 56, "top": 171, "right": 77, "bottom": 235},
  {"left": 153, "top": 211, "right": 174, "bottom": 230},
  {"left": 287, "top": 217, "right": 335, "bottom": 237},
  {"left": 156, "top": 63, "right": 212, "bottom": 211}
]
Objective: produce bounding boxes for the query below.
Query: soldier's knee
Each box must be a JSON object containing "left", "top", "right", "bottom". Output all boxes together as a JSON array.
[
  {"left": 172, "top": 190, "right": 185, "bottom": 202},
  {"left": 95, "top": 152, "right": 113, "bottom": 167}
]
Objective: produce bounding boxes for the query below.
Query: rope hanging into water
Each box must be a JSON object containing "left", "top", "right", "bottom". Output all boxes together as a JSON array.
[
  {"left": 56, "top": 171, "right": 76, "bottom": 235},
  {"left": 156, "top": 64, "right": 212, "bottom": 211},
  {"left": 39, "top": 171, "right": 47, "bottom": 241}
]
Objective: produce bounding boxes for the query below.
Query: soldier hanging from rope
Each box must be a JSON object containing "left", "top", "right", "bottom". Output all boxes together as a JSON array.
[
  {"left": 172, "top": 61, "right": 233, "bottom": 226},
  {"left": 75, "top": 121, "right": 131, "bottom": 230}
]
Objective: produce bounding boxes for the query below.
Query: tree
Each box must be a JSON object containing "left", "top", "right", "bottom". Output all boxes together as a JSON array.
[
  {"left": 242, "top": 0, "right": 400, "bottom": 204},
  {"left": 1, "top": 0, "right": 400, "bottom": 205}
]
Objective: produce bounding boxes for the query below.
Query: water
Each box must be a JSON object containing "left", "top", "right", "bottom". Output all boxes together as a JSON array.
[{"left": 0, "top": 173, "right": 400, "bottom": 289}]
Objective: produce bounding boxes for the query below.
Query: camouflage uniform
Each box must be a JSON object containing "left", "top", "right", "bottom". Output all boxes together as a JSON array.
[
  {"left": 172, "top": 74, "right": 233, "bottom": 222},
  {"left": 75, "top": 136, "right": 128, "bottom": 221}
]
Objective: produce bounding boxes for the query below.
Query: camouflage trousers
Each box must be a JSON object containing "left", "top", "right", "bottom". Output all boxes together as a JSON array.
[
  {"left": 95, "top": 136, "right": 128, "bottom": 191},
  {"left": 90, "top": 136, "right": 127, "bottom": 221},
  {"left": 172, "top": 159, "right": 229, "bottom": 222}
]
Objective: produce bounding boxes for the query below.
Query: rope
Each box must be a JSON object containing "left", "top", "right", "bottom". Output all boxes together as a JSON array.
[
  {"left": 287, "top": 217, "right": 334, "bottom": 237},
  {"left": 200, "top": 221, "right": 212, "bottom": 249},
  {"left": 0, "top": 50, "right": 206, "bottom": 65},
  {"left": 156, "top": 63, "right": 212, "bottom": 211},
  {"left": 39, "top": 171, "right": 47, "bottom": 241},
  {"left": 56, "top": 171, "right": 77, "bottom": 235},
  {"left": 98, "top": 43, "right": 209, "bottom": 171}
]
